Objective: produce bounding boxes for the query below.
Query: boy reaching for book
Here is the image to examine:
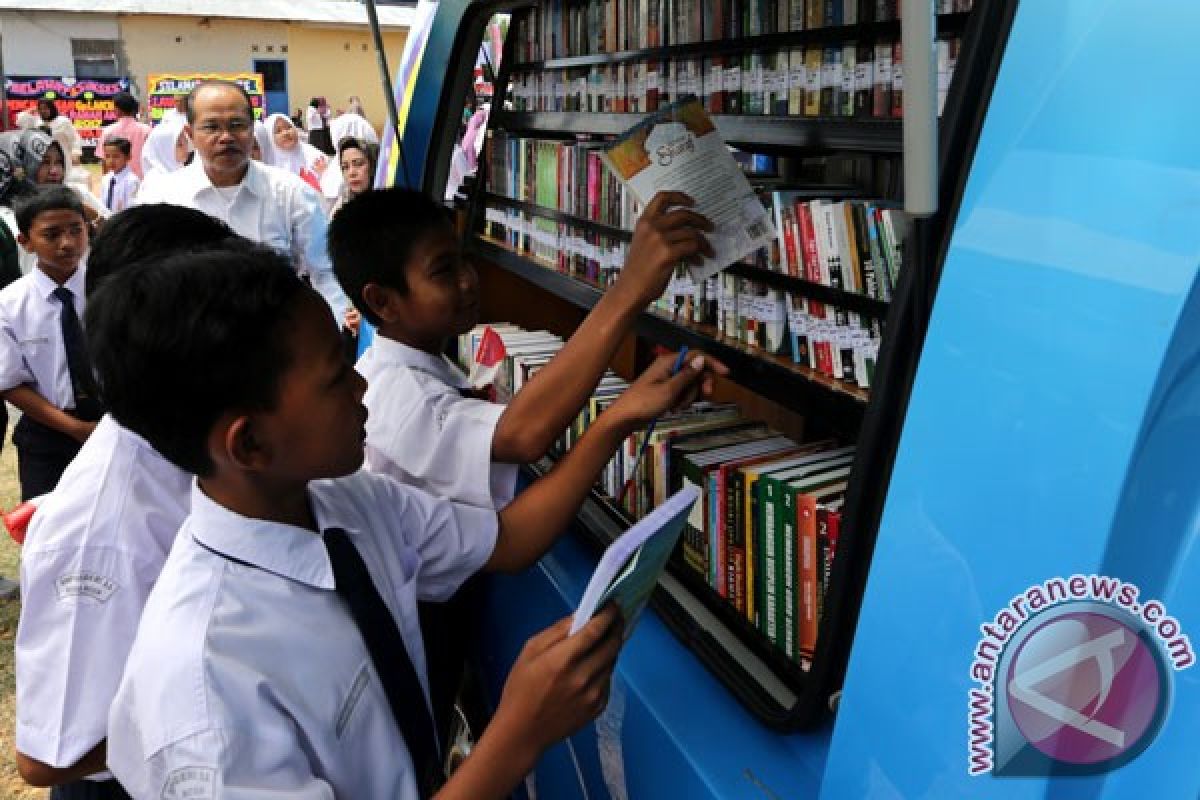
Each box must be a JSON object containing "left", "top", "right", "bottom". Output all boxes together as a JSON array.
[
  {"left": 329, "top": 187, "right": 716, "bottom": 511},
  {"left": 90, "top": 244, "right": 722, "bottom": 797}
]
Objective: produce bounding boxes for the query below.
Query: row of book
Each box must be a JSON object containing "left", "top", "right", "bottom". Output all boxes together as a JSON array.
[
  {"left": 508, "top": 37, "right": 961, "bottom": 118},
  {"left": 483, "top": 134, "right": 910, "bottom": 302},
  {"left": 479, "top": 209, "right": 881, "bottom": 389},
  {"left": 458, "top": 323, "right": 858, "bottom": 667},
  {"left": 510, "top": 0, "right": 973, "bottom": 62},
  {"left": 484, "top": 132, "right": 640, "bottom": 232},
  {"left": 763, "top": 192, "right": 909, "bottom": 301}
]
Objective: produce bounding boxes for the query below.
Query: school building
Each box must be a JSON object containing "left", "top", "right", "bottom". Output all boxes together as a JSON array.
[{"left": 0, "top": 0, "right": 412, "bottom": 132}]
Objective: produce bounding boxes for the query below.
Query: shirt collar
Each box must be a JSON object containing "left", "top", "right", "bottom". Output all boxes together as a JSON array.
[
  {"left": 187, "top": 481, "right": 362, "bottom": 590},
  {"left": 31, "top": 263, "right": 86, "bottom": 303},
  {"left": 368, "top": 335, "right": 470, "bottom": 389},
  {"left": 184, "top": 157, "right": 266, "bottom": 200}
]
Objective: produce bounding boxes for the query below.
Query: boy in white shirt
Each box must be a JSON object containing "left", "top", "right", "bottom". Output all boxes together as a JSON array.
[
  {"left": 99, "top": 138, "right": 140, "bottom": 214},
  {"left": 330, "top": 187, "right": 715, "bottom": 512},
  {"left": 14, "top": 204, "right": 240, "bottom": 800},
  {"left": 92, "top": 244, "right": 720, "bottom": 797},
  {"left": 0, "top": 187, "right": 101, "bottom": 500}
]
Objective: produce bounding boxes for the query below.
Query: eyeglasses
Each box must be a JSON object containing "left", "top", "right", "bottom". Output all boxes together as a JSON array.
[{"left": 194, "top": 118, "right": 252, "bottom": 136}]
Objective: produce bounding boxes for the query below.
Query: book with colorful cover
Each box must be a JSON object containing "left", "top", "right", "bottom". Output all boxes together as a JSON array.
[{"left": 601, "top": 97, "right": 775, "bottom": 284}]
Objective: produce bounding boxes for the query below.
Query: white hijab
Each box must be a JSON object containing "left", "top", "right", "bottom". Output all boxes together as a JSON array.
[
  {"left": 330, "top": 111, "right": 379, "bottom": 149},
  {"left": 265, "top": 113, "right": 326, "bottom": 177},
  {"left": 142, "top": 114, "right": 189, "bottom": 177}
]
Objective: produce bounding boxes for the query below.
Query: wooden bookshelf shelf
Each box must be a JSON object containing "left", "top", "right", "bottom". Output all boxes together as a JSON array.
[
  {"left": 484, "top": 192, "right": 891, "bottom": 317},
  {"left": 511, "top": 11, "right": 971, "bottom": 71},
  {"left": 495, "top": 111, "right": 904, "bottom": 152},
  {"left": 471, "top": 235, "right": 872, "bottom": 426}
]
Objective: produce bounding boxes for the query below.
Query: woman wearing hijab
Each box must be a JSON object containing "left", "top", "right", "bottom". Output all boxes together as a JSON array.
[
  {"left": 265, "top": 112, "right": 327, "bottom": 192},
  {"left": 330, "top": 136, "right": 379, "bottom": 218},
  {"left": 139, "top": 114, "right": 191, "bottom": 180}
]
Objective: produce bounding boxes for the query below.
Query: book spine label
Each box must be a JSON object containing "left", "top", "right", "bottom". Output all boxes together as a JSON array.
[{"left": 781, "top": 486, "right": 798, "bottom": 660}]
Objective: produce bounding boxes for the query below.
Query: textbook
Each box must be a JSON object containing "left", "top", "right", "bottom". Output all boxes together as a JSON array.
[
  {"left": 601, "top": 97, "right": 776, "bottom": 284},
  {"left": 570, "top": 484, "right": 701, "bottom": 635}
]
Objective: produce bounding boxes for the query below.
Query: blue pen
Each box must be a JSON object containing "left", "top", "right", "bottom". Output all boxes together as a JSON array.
[{"left": 618, "top": 346, "right": 689, "bottom": 506}]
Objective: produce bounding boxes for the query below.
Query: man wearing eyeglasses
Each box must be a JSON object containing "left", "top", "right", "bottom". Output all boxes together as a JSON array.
[{"left": 137, "top": 80, "right": 350, "bottom": 324}]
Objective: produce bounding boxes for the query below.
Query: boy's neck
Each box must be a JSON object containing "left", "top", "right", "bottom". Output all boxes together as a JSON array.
[
  {"left": 37, "top": 262, "right": 77, "bottom": 286},
  {"left": 377, "top": 325, "right": 447, "bottom": 358},
  {"left": 199, "top": 475, "right": 318, "bottom": 532}
]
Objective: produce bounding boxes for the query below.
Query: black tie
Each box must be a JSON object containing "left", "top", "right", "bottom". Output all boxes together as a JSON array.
[
  {"left": 324, "top": 528, "right": 442, "bottom": 797},
  {"left": 52, "top": 286, "right": 102, "bottom": 421},
  {"left": 105, "top": 175, "right": 116, "bottom": 210}
]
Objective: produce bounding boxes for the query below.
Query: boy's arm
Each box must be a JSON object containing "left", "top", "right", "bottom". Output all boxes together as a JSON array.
[
  {"left": 15, "top": 743, "right": 106, "bottom": 788},
  {"left": 486, "top": 353, "right": 725, "bottom": 573},
  {"left": 3, "top": 385, "right": 93, "bottom": 442},
  {"left": 491, "top": 191, "right": 713, "bottom": 464}
]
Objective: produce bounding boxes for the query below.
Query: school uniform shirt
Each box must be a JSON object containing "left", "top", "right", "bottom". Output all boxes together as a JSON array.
[
  {"left": 100, "top": 166, "right": 139, "bottom": 213},
  {"left": 0, "top": 265, "right": 87, "bottom": 408},
  {"left": 99, "top": 117, "right": 152, "bottom": 179},
  {"left": 14, "top": 415, "right": 191, "bottom": 777},
  {"left": 107, "top": 469, "right": 498, "bottom": 799},
  {"left": 358, "top": 335, "right": 519, "bottom": 511},
  {"left": 136, "top": 158, "right": 350, "bottom": 323}
]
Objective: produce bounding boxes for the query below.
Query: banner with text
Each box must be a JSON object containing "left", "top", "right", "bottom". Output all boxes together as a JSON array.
[
  {"left": 3, "top": 76, "right": 131, "bottom": 145},
  {"left": 146, "top": 72, "right": 265, "bottom": 124}
]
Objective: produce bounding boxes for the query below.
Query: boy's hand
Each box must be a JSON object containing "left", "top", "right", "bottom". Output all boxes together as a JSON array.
[
  {"left": 616, "top": 192, "right": 714, "bottom": 309},
  {"left": 491, "top": 607, "right": 624, "bottom": 766},
  {"left": 608, "top": 352, "right": 728, "bottom": 430}
]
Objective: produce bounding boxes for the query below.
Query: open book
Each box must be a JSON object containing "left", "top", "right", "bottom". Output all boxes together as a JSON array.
[{"left": 570, "top": 485, "right": 701, "bottom": 636}]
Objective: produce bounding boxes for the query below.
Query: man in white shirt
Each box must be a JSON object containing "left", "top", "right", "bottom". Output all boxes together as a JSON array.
[
  {"left": 13, "top": 205, "right": 239, "bottom": 800},
  {"left": 137, "top": 80, "right": 350, "bottom": 325},
  {"left": 99, "top": 137, "right": 139, "bottom": 214}
]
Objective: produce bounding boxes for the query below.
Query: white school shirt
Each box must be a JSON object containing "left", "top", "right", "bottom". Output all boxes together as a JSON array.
[
  {"left": 107, "top": 470, "right": 498, "bottom": 799},
  {"left": 14, "top": 415, "right": 191, "bottom": 777},
  {"left": 0, "top": 265, "right": 86, "bottom": 408},
  {"left": 100, "top": 166, "right": 139, "bottom": 213},
  {"left": 358, "top": 335, "right": 519, "bottom": 511},
  {"left": 135, "top": 158, "right": 350, "bottom": 322}
]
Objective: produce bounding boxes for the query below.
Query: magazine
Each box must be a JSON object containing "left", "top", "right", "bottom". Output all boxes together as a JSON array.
[
  {"left": 601, "top": 97, "right": 776, "bottom": 284},
  {"left": 570, "top": 485, "right": 701, "bottom": 636}
]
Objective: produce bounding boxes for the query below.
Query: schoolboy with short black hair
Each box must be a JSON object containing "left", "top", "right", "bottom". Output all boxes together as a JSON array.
[
  {"left": 93, "top": 244, "right": 718, "bottom": 798},
  {"left": 0, "top": 187, "right": 99, "bottom": 499},
  {"left": 330, "top": 187, "right": 714, "bottom": 511},
  {"left": 100, "top": 137, "right": 139, "bottom": 213},
  {"left": 13, "top": 204, "right": 239, "bottom": 799}
]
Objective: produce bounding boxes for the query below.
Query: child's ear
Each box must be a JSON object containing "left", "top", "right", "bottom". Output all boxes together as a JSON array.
[
  {"left": 15, "top": 232, "right": 29, "bottom": 253},
  {"left": 361, "top": 282, "right": 401, "bottom": 324},
  {"left": 223, "top": 414, "right": 271, "bottom": 472}
]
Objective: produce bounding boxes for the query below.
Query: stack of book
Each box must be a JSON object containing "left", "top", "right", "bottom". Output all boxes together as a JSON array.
[{"left": 460, "top": 322, "right": 857, "bottom": 668}]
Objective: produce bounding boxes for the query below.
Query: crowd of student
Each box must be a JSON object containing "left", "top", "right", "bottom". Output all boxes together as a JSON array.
[{"left": 0, "top": 79, "right": 718, "bottom": 799}]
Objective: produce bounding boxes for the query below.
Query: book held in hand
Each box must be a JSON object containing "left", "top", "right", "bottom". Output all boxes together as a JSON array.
[
  {"left": 570, "top": 485, "right": 701, "bottom": 635},
  {"left": 601, "top": 97, "right": 776, "bottom": 284}
]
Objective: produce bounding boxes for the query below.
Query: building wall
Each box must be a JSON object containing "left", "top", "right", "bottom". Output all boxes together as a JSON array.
[
  {"left": 0, "top": 11, "right": 119, "bottom": 76},
  {"left": 286, "top": 25, "right": 407, "bottom": 134},
  {"left": 118, "top": 15, "right": 289, "bottom": 101}
]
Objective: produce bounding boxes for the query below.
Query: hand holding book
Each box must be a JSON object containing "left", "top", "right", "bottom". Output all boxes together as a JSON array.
[{"left": 616, "top": 190, "right": 715, "bottom": 309}]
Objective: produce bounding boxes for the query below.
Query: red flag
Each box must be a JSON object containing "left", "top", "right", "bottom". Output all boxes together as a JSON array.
[
  {"left": 4, "top": 496, "right": 44, "bottom": 545},
  {"left": 468, "top": 326, "right": 507, "bottom": 398}
]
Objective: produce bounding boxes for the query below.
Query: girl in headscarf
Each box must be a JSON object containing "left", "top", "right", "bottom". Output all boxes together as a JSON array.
[
  {"left": 140, "top": 114, "right": 191, "bottom": 179},
  {"left": 265, "top": 112, "right": 327, "bottom": 191}
]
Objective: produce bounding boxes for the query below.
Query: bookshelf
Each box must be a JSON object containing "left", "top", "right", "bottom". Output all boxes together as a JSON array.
[{"left": 447, "top": 0, "right": 995, "bottom": 728}]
